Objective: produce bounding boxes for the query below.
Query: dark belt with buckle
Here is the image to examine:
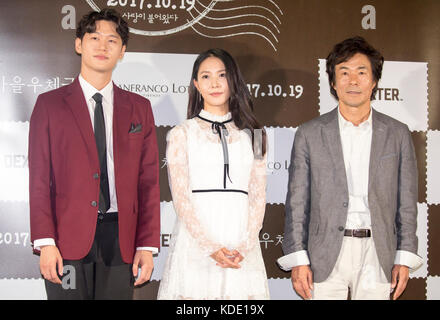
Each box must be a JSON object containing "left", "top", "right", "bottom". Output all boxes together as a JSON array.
[{"left": 344, "top": 229, "right": 371, "bottom": 238}]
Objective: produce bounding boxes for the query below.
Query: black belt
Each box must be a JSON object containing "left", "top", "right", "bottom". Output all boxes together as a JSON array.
[
  {"left": 192, "top": 189, "right": 248, "bottom": 195},
  {"left": 97, "top": 211, "right": 118, "bottom": 223},
  {"left": 344, "top": 229, "right": 371, "bottom": 238}
]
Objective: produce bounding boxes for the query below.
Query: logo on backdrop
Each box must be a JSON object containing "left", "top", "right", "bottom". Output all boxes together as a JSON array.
[
  {"left": 113, "top": 52, "right": 198, "bottom": 126},
  {"left": 81, "top": 0, "right": 283, "bottom": 51},
  {"left": 0, "top": 122, "right": 29, "bottom": 201},
  {"left": 0, "top": 202, "right": 41, "bottom": 279},
  {"left": 265, "top": 127, "right": 297, "bottom": 204}
]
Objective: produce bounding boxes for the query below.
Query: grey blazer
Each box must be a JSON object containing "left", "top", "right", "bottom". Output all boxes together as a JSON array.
[{"left": 281, "top": 107, "right": 419, "bottom": 283}]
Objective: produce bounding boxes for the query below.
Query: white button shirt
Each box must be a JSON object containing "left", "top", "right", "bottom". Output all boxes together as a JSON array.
[
  {"left": 340, "top": 107, "right": 373, "bottom": 230},
  {"left": 33, "top": 75, "right": 157, "bottom": 254},
  {"left": 277, "top": 107, "right": 422, "bottom": 272},
  {"left": 80, "top": 74, "right": 118, "bottom": 213}
]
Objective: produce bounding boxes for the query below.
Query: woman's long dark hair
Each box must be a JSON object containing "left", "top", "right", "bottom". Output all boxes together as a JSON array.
[{"left": 187, "top": 48, "right": 266, "bottom": 157}]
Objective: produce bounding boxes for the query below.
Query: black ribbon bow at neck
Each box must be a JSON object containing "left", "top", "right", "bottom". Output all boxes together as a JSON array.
[{"left": 197, "top": 114, "right": 233, "bottom": 188}]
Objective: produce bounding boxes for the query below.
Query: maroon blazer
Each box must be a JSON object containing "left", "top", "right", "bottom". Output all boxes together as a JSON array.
[{"left": 28, "top": 77, "right": 160, "bottom": 263}]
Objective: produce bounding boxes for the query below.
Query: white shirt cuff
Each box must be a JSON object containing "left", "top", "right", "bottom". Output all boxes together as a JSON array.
[
  {"left": 394, "top": 250, "right": 423, "bottom": 272},
  {"left": 136, "top": 247, "right": 159, "bottom": 254},
  {"left": 34, "top": 240, "right": 158, "bottom": 254},
  {"left": 277, "top": 250, "right": 310, "bottom": 271},
  {"left": 33, "top": 238, "right": 56, "bottom": 251}
]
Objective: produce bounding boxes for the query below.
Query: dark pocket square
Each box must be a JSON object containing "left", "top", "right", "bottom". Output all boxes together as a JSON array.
[{"left": 129, "top": 123, "right": 142, "bottom": 133}]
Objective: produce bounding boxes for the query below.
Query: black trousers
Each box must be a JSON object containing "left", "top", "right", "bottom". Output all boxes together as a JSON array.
[{"left": 45, "top": 212, "right": 135, "bottom": 300}]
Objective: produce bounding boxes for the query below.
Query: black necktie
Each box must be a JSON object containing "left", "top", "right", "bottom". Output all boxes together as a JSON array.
[{"left": 92, "top": 92, "right": 110, "bottom": 214}]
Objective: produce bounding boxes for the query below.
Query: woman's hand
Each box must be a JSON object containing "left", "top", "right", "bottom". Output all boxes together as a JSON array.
[{"left": 210, "top": 248, "right": 244, "bottom": 269}]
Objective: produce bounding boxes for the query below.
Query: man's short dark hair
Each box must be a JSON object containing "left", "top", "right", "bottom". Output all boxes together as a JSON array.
[
  {"left": 326, "top": 36, "right": 384, "bottom": 100},
  {"left": 76, "top": 8, "right": 129, "bottom": 46}
]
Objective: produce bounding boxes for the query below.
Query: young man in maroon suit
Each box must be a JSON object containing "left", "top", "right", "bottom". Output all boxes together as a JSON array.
[{"left": 28, "top": 8, "right": 160, "bottom": 299}]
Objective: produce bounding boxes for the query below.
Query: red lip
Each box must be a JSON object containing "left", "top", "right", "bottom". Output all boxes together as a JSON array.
[{"left": 210, "top": 92, "right": 223, "bottom": 96}]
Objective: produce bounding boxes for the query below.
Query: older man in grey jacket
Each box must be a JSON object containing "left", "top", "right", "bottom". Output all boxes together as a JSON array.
[{"left": 277, "top": 37, "right": 422, "bottom": 300}]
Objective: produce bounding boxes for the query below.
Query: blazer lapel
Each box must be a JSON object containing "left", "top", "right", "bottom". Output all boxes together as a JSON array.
[
  {"left": 112, "top": 84, "right": 132, "bottom": 180},
  {"left": 64, "top": 77, "right": 99, "bottom": 167},
  {"left": 368, "top": 109, "right": 388, "bottom": 189},
  {"left": 322, "top": 108, "right": 349, "bottom": 193}
]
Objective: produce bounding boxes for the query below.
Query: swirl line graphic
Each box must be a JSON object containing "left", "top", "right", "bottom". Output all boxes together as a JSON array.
[
  {"left": 190, "top": 0, "right": 282, "bottom": 51},
  {"left": 191, "top": 25, "right": 277, "bottom": 51},
  {"left": 196, "top": 1, "right": 282, "bottom": 24},
  {"left": 84, "top": 0, "right": 283, "bottom": 50}
]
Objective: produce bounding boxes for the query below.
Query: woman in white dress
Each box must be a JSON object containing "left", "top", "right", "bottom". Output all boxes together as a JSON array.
[{"left": 157, "top": 48, "right": 269, "bottom": 300}]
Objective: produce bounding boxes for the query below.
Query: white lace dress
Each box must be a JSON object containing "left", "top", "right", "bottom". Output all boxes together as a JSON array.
[{"left": 157, "top": 109, "right": 269, "bottom": 300}]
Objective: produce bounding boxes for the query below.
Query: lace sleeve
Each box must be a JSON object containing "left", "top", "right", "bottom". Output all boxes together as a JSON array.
[
  {"left": 166, "top": 125, "right": 223, "bottom": 256},
  {"left": 236, "top": 152, "right": 267, "bottom": 256}
]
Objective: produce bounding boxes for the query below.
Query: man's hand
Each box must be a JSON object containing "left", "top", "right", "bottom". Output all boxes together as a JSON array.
[
  {"left": 211, "top": 248, "right": 242, "bottom": 269},
  {"left": 291, "top": 265, "right": 313, "bottom": 300},
  {"left": 391, "top": 264, "right": 409, "bottom": 300},
  {"left": 132, "top": 250, "right": 154, "bottom": 286},
  {"left": 40, "top": 245, "right": 63, "bottom": 284}
]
